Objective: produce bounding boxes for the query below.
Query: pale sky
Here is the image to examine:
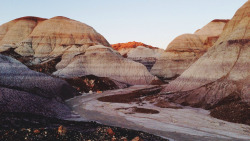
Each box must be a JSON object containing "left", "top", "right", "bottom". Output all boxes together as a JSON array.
[{"left": 0, "top": 0, "right": 247, "bottom": 49}]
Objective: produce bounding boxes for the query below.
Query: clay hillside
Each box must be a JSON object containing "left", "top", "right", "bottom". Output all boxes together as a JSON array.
[
  {"left": 0, "top": 16, "right": 110, "bottom": 57},
  {"left": 0, "top": 17, "right": 157, "bottom": 86},
  {"left": 151, "top": 19, "right": 229, "bottom": 82},
  {"left": 161, "top": 0, "right": 250, "bottom": 124}
]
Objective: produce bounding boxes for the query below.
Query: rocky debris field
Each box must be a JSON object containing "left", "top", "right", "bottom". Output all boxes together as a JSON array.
[
  {"left": 65, "top": 75, "right": 128, "bottom": 93},
  {"left": 28, "top": 57, "right": 62, "bottom": 74},
  {"left": 210, "top": 94, "right": 250, "bottom": 125},
  {"left": 0, "top": 112, "right": 168, "bottom": 141}
]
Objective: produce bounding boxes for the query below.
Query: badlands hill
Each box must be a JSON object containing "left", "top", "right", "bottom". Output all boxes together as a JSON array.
[
  {"left": 151, "top": 19, "right": 229, "bottom": 81},
  {"left": 0, "top": 16, "right": 110, "bottom": 57},
  {"left": 161, "top": 0, "right": 250, "bottom": 124},
  {"left": 112, "top": 42, "right": 164, "bottom": 71},
  {"left": 0, "top": 17, "right": 156, "bottom": 85},
  {"left": 53, "top": 45, "right": 157, "bottom": 85},
  {"left": 0, "top": 54, "right": 76, "bottom": 118}
]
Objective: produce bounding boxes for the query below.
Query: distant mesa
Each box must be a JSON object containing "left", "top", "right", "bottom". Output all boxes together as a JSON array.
[
  {"left": 112, "top": 41, "right": 164, "bottom": 71},
  {"left": 112, "top": 41, "right": 159, "bottom": 51}
]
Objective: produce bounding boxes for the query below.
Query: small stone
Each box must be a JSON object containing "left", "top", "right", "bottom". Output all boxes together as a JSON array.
[
  {"left": 33, "top": 129, "right": 40, "bottom": 134},
  {"left": 121, "top": 137, "right": 128, "bottom": 141},
  {"left": 107, "top": 128, "right": 115, "bottom": 136},
  {"left": 58, "top": 125, "right": 67, "bottom": 135},
  {"left": 132, "top": 136, "right": 143, "bottom": 141},
  {"left": 97, "top": 90, "right": 102, "bottom": 93}
]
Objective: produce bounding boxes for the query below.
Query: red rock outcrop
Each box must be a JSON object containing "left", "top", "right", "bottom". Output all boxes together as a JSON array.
[
  {"left": 112, "top": 41, "right": 158, "bottom": 51},
  {"left": 112, "top": 42, "right": 163, "bottom": 71},
  {"left": 112, "top": 41, "right": 159, "bottom": 57}
]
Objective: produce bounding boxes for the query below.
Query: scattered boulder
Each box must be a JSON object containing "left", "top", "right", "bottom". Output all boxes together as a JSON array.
[{"left": 107, "top": 128, "right": 115, "bottom": 136}]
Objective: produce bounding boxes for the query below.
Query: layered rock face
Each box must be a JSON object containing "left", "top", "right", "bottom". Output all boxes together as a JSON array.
[
  {"left": 0, "top": 17, "right": 46, "bottom": 53},
  {"left": 0, "top": 17, "right": 46, "bottom": 44},
  {"left": 151, "top": 19, "right": 229, "bottom": 81},
  {"left": 0, "top": 16, "right": 110, "bottom": 58},
  {"left": 112, "top": 42, "right": 163, "bottom": 71},
  {"left": 0, "top": 54, "right": 76, "bottom": 118},
  {"left": 162, "top": 0, "right": 250, "bottom": 109},
  {"left": 53, "top": 45, "right": 157, "bottom": 85},
  {"left": 27, "top": 16, "right": 110, "bottom": 57}
]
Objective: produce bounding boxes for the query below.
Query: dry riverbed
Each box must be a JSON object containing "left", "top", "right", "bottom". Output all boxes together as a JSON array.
[{"left": 67, "top": 85, "right": 250, "bottom": 141}]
